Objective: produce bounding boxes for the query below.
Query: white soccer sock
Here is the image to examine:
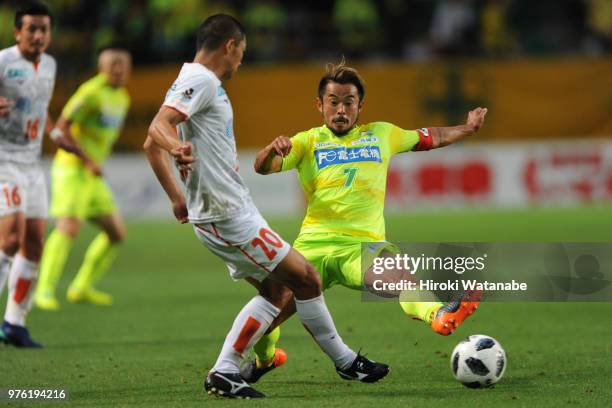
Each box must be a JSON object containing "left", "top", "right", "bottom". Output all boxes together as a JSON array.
[
  {"left": 295, "top": 294, "right": 357, "bottom": 370},
  {"left": 0, "top": 250, "right": 12, "bottom": 297},
  {"left": 212, "top": 295, "right": 280, "bottom": 374},
  {"left": 4, "top": 255, "right": 39, "bottom": 327}
]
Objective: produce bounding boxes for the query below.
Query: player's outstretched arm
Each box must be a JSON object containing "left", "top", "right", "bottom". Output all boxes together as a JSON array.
[
  {"left": 50, "top": 115, "right": 103, "bottom": 176},
  {"left": 143, "top": 136, "right": 189, "bottom": 223},
  {"left": 254, "top": 136, "right": 292, "bottom": 174},
  {"left": 428, "top": 107, "right": 488, "bottom": 149}
]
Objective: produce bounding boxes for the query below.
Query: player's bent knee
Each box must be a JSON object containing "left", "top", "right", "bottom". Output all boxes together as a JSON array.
[
  {"left": 263, "top": 286, "right": 293, "bottom": 309},
  {"left": 301, "top": 263, "right": 322, "bottom": 291},
  {"left": 107, "top": 220, "right": 127, "bottom": 244},
  {"left": 57, "top": 218, "right": 81, "bottom": 239},
  {"left": 22, "top": 238, "right": 44, "bottom": 262},
  {"left": 1, "top": 232, "right": 20, "bottom": 255},
  {"left": 279, "top": 286, "right": 294, "bottom": 306},
  {"left": 271, "top": 249, "right": 321, "bottom": 297},
  {"left": 109, "top": 230, "right": 126, "bottom": 244}
]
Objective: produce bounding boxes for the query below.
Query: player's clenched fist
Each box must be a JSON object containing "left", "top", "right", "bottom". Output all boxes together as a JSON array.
[
  {"left": 466, "top": 107, "right": 487, "bottom": 133},
  {"left": 0, "top": 96, "right": 13, "bottom": 117},
  {"left": 271, "top": 136, "right": 292, "bottom": 157},
  {"left": 170, "top": 141, "right": 196, "bottom": 165},
  {"left": 171, "top": 141, "right": 196, "bottom": 182}
]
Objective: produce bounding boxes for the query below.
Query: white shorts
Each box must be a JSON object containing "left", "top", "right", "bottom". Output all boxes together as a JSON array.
[
  {"left": 0, "top": 161, "right": 48, "bottom": 219},
  {"left": 193, "top": 205, "right": 291, "bottom": 282}
]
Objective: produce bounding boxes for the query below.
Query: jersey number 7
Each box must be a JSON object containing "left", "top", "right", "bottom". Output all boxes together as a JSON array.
[{"left": 343, "top": 168, "right": 358, "bottom": 187}]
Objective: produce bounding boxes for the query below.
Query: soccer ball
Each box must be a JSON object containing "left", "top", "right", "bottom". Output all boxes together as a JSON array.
[{"left": 450, "top": 334, "right": 506, "bottom": 388}]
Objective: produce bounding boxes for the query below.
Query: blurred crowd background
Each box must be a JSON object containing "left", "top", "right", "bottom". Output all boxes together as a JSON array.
[
  {"left": 1, "top": 0, "right": 610, "bottom": 215},
  {"left": 0, "top": 0, "right": 608, "bottom": 149},
  {"left": 2, "top": 0, "right": 612, "bottom": 70}
]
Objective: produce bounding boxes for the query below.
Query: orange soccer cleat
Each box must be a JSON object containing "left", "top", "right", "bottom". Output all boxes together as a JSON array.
[
  {"left": 240, "top": 348, "right": 287, "bottom": 384},
  {"left": 431, "top": 290, "right": 482, "bottom": 336}
]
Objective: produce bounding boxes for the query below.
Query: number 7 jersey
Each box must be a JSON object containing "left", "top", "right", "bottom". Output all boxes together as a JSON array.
[
  {"left": 0, "top": 45, "right": 56, "bottom": 164},
  {"left": 281, "top": 122, "right": 432, "bottom": 241}
]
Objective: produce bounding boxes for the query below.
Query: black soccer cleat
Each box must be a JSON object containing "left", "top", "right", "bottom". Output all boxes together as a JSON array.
[
  {"left": 1, "top": 320, "right": 42, "bottom": 348},
  {"left": 204, "top": 371, "right": 265, "bottom": 399},
  {"left": 336, "top": 353, "right": 390, "bottom": 383}
]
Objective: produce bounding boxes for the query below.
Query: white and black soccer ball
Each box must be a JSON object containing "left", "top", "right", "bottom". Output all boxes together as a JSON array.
[{"left": 450, "top": 334, "right": 506, "bottom": 388}]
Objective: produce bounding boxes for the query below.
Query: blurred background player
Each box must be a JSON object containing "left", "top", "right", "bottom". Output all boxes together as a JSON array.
[
  {"left": 244, "top": 61, "right": 485, "bottom": 381},
  {"left": 34, "top": 46, "right": 131, "bottom": 310},
  {"left": 0, "top": 1, "right": 85, "bottom": 348},
  {"left": 144, "top": 14, "right": 389, "bottom": 398}
]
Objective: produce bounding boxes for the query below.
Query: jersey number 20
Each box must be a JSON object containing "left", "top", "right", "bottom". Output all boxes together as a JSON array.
[{"left": 251, "top": 228, "right": 283, "bottom": 261}]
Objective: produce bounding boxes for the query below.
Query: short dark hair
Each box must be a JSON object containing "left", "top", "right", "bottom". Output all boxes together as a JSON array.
[
  {"left": 97, "top": 43, "right": 130, "bottom": 56},
  {"left": 197, "top": 14, "right": 245, "bottom": 52},
  {"left": 318, "top": 60, "right": 366, "bottom": 101},
  {"left": 14, "top": 1, "right": 53, "bottom": 29}
]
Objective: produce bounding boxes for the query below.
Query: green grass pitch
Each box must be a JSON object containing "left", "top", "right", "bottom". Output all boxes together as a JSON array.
[{"left": 2, "top": 207, "right": 612, "bottom": 407}]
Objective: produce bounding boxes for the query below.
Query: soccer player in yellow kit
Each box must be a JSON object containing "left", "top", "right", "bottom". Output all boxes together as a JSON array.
[
  {"left": 242, "top": 61, "right": 487, "bottom": 382},
  {"left": 34, "top": 47, "right": 131, "bottom": 310}
]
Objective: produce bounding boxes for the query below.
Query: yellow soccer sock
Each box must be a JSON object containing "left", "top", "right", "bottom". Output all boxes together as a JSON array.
[
  {"left": 69, "top": 233, "right": 118, "bottom": 292},
  {"left": 37, "top": 229, "right": 74, "bottom": 296},
  {"left": 254, "top": 326, "right": 280, "bottom": 368},
  {"left": 399, "top": 301, "right": 443, "bottom": 323}
]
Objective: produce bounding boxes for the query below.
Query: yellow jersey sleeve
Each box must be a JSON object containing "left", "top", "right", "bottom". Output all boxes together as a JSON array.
[
  {"left": 387, "top": 123, "right": 421, "bottom": 154},
  {"left": 61, "top": 75, "right": 103, "bottom": 123},
  {"left": 281, "top": 131, "right": 309, "bottom": 171}
]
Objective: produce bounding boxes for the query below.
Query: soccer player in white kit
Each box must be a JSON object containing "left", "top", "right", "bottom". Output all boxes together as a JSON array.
[
  {"left": 0, "top": 2, "right": 86, "bottom": 348},
  {"left": 144, "top": 14, "right": 389, "bottom": 398}
]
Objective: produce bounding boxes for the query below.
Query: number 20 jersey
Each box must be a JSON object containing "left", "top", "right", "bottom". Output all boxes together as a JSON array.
[{"left": 0, "top": 45, "right": 56, "bottom": 164}]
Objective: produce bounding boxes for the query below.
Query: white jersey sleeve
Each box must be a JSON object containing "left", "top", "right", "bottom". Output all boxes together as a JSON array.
[
  {"left": 163, "top": 69, "right": 216, "bottom": 118},
  {"left": 161, "top": 63, "right": 253, "bottom": 223}
]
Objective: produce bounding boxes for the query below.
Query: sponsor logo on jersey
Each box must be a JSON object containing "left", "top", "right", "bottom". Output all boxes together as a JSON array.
[
  {"left": 165, "top": 82, "right": 177, "bottom": 100},
  {"left": 98, "top": 105, "right": 126, "bottom": 128},
  {"left": 314, "top": 146, "right": 382, "bottom": 169},
  {"left": 99, "top": 113, "right": 125, "bottom": 129},
  {"left": 7, "top": 68, "right": 27, "bottom": 79},
  {"left": 226, "top": 118, "right": 235, "bottom": 140},
  {"left": 351, "top": 136, "right": 379, "bottom": 145},
  {"left": 314, "top": 142, "right": 343, "bottom": 148},
  {"left": 183, "top": 88, "right": 194, "bottom": 99},
  {"left": 178, "top": 87, "right": 196, "bottom": 103}
]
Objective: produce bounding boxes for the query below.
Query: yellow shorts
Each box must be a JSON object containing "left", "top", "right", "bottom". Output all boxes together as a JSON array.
[
  {"left": 294, "top": 233, "right": 397, "bottom": 291},
  {"left": 50, "top": 161, "right": 116, "bottom": 219}
]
